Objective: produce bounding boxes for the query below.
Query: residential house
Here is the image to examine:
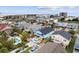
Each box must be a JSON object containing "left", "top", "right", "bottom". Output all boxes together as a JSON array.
[
  {"left": 51, "top": 30, "right": 71, "bottom": 48},
  {"left": 34, "top": 27, "right": 54, "bottom": 38},
  {"left": 66, "top": 23, "right": 79, "bottom": 31},
  {"left": 0, "top": 14, "right": 6, "bottom": 20},
  {"left": 15, "top": 21, "right": 44, "bottom": 33},
  {"left": 0, "top": 23, "right": 12, "bottom": 34},
  {"left": 26, "top": 14, "right": 36, "bottom": 23},
  {"left": 55, "top": 22, "right": 68, "bottom": 27},
  {"left": 36, "top": 14, "right": 50, "bottom": 23},
  {"left": 55, "top": 22, "right": 79, "bottom": 31},
  {"left": 49, "top": 18, "right": 58, "bottom": 24},
  {"left": 65, "top": 16, "right": 75, "bottom": 21},
  {"left": 35, "top": 42, "right": 66, "bottom": 53},
  {"left": 27, "top": 14, "right": 36, "bottom": 20}
]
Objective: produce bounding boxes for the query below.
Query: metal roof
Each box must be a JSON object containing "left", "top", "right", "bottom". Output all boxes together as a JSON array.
[{"left": 53, "top": 30, "right": 71, "bottom": 40}]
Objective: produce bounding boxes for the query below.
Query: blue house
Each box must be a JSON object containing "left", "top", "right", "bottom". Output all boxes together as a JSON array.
[{"left": 34, "top": 27, "right": 54, "bottom": 38}]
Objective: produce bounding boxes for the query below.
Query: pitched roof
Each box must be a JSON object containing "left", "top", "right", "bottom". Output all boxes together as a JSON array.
[
  {"left": 38, "top": 27, "right": 53, "bottom": 35},
  {"left": 35, "top": 42, "right": 66, "bottom": 53},
  {"left": 53, "top": 30, "right": 71, "bottom": 40},
  {"left": 0, "top": 24, "right": 12, "bottom": 31}
]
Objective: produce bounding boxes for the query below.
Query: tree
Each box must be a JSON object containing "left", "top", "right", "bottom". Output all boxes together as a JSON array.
[
  {"left": 21, "top": 31, "right": 30, "bottom": 41},
  {"left": 72, "top": 18, "right": 78, "bottom": 21},
  {"left": 60, "top": 18, "right": 65, "bottom": 21},
  {"left": 48, "top": 36, "right": 53, "bottom": 42},
  {"left": 0, "top": 43, "right": 2, "bottom": 49},
  {"left": 13, "top": 26, "right": 23, "bottom": 34},
  {"left": 68, "top": 30, "right": 75, "bottom": 35},
  {"left": 0, "top": 38, "right": 16, "bottom": 53},
  {"left": 19, "top": 41, "right": 26, "bottom": 49},
  {"left": 5, "top": 40, "right": 15, "bottom": 50},
  {"left": 0, "top": 47, "right": 9, "bottom": 53},
  {"left": 0, "top": 31, "right": 8, "bottom": 40},
  {"left": 0, "top": 31, "right": 8, "bottom": 42},
  {"left": 68, "top": 19, "right": 71, "bottom": 21},
  {"left": 51, "top": 24, "right": 54, "bottom": 28},
  {"left": 0, "top": 31, "right": 17, "bottom": 53}
]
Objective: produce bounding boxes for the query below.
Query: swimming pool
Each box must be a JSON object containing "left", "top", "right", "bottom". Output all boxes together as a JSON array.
[{"left": 14, "top": 36, "right": 21, "bottom": 45}]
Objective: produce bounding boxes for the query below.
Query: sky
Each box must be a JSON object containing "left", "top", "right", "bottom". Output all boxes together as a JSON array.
[{"left": 0, "top": 6, "right": 79, "bottom": 16}]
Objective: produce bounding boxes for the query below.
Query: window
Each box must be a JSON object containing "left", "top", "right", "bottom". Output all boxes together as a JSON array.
[{"left": 64, "top": 40, "right": 66, "bottom": 42}]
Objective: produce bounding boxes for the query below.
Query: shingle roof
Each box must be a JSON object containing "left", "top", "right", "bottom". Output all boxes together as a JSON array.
[
  {"left": 38, "top": 27, "right": 53, "bottom": 35},
  {"left": 35, "top": 42, "right": 66, "bottom": 53},
  {"left": 53, "top": 30, "right": 71, "bottom": 40}
]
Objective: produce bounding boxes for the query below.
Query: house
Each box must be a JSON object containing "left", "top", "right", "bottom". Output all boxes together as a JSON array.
[
  {"left": 48, "top": 18, "right": 58, "bottom": 24},
  {"left": 16, "top": 21, "right": 44, "bottom": 33},
  {"left": 36, "top": 14, "right": 50, "bottom": 23},
  {"left": 65, "top": 16, "right": 75, "bottom": 21},
  {"left": 29, "top": 24, "right": 44, "bottom": 33},
  {"left": 66, "top": 23, "right": 79, "bottom": 31},
  {"left": 0, "top": 23, "right": 12, "bottom": 34},
  {"left": 55, "top": 22, "right": 68, "bottom": 27},
  {"left": 4, "top": 14, "right": 27, "bottom": 21},
  {"left": 34, "top": 27, "right": 54, "bottom": 38},
  {"left": 55, "top": 22, "right": 79, "bottom": 31},
  {"left": 35, "top": 42, "right": 66, "bottom": 53},
  {"left": 27, "top": 14, "right": 36, "bottom": 20},
  {"left": 51, "top": 30, "right": 71, "bottom": 48}
]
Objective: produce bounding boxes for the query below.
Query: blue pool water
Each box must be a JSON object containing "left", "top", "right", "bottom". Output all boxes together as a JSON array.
[{"left": 14, "top": 37, "right": 21, "bottom": 45}]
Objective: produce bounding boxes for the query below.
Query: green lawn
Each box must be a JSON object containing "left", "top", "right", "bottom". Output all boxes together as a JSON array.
[
  {"left": 65, "top": 36, "right": 76, "bottom": 53},
  {"left": 59, "top": 21, "right": 79, "bottom": 24}
]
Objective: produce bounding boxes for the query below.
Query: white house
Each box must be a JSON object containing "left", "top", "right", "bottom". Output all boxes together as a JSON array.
[
  {"left": 65, "top": 16, "right": 75, "bottom": 21},
  {"left": 49, "top": 18, "right": 58, "bottom": 24},
  {"left": 51, "top": 30, "right": 71, "bottom": 48},
  {"left": 55, "top": 22, "right": 79, "bottom": 31},
  {"left": 15, "top": 21, "right": 44, "bottom": 33}
]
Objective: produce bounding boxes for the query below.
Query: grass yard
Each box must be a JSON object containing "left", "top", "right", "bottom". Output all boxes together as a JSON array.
[
  {"left": 59, "top": 21, "right": 79, "bottom": 24},
  {"left": 65, "top": 36, "right": 76, "bottom": 53}
]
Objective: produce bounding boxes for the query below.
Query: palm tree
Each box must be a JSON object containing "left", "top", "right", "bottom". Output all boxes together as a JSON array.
[
  {"left": 48, "top": 36, "right": 53, "bottom": 42},
  {"left": 0, "top": 47, "right": 9, "bottom": 53},
  {"left": 0, "top": 43, "right": 2, "bottom": 49},
  {"left": 0, "top": 31, "right": 8, "bottom": 40}
]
